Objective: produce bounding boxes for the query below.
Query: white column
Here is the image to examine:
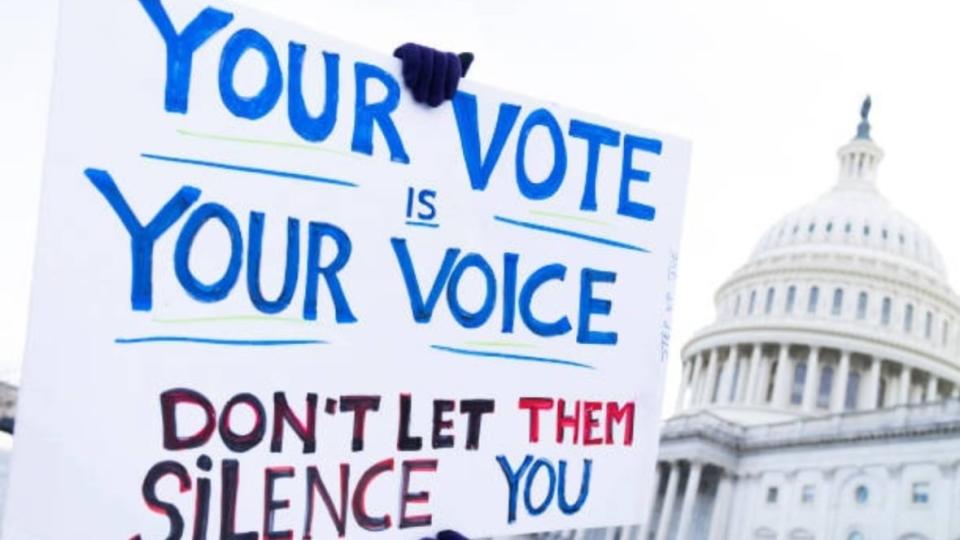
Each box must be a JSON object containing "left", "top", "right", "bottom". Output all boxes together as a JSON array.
[
  {"left": 708, "top": 472, "right": 733, "bottom": 540},
  {"left": 690, "top": 353, "right": 706, "bottom": 406},
  {"left": 639, "top": 464, "right": 663, "bottom": 540},
  {"left": 675, "top": 462, "right": 703, "bottom": 540},
  {"left": 675, "top": 359, "right": 693, "bottom": 413},
  {"left": 801, "top": 346, "right": 821, "bottom": 412},
  {"left": 830, "top": 350, "right": 851, "bottom": 412},
  {"left": 654, "top": 463, "right": 680, "bottom": 540},
  {"left": 926, "top": 374, "right": 939, "bottom": 402},
  {"left": 862, "top": 356, "right": 882, "bottom": 410},
  {"left": 756, "top": 353, "right": 772, "bottom": 404},
  {"left": 717, "top": 348, "right": 737, "bottom": 404},
  {"left": 735, "top": 355, "right": 750, "bottom": 403},
  {"left": 776, "top": 472, "right": 798, "bottom": 538},
  {"left": 898, "top": 365, "right": 912, "bottom": 406},
  {"left": 949, "top": 462, "right": 960, "bottom": 539},
  {"left": 886, "top": 465, "right": 904, "bottom": 534},
  {"left": 702, "top": 349, "right": 720, "bottom": 405},
  {"left": 936, "top": 462, "right": 956, "bottom": 540},
  {"left": 729, "top": 473, "right": 759, "bottom": 539},
  {"left": 771, "top": 344, "right": 792, "bottom": 407},
  {"left": 743, "top": 344, "right": 762, "bottom": 404}
]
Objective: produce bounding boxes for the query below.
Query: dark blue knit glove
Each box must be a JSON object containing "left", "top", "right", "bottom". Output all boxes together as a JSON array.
[
  {"left": 394, "top": 43, "right": 474, "bottom": 107},
  {"left": 420, "top": 530, "right": 469, "bottom": 540}
]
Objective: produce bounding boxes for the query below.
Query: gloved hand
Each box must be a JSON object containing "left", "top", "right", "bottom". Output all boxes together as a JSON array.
[
  {"left": 420, "top": 530, "right": 469, "bottom": 540},
  {"left": 393, "top": 43, "right": 474, "bottom": 107}
]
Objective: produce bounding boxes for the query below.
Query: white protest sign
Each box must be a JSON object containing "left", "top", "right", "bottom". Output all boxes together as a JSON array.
[{"left": 3, "top": 0, "right": 690, "bottom": 538}]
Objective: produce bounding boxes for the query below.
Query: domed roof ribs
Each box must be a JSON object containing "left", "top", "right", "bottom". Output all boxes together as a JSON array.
[{"left": 836, "top": 96, "right": 884, "bottom": 191}]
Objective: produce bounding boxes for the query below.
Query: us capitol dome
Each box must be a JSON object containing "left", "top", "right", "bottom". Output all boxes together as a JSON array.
[{"left": 636, "top": 99, "right": 960, "bottom": 540}]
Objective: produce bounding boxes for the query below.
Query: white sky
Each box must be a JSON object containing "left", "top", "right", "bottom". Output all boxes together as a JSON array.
[{"left": 2, "top": 0, "right": 960, "bottom": 419}]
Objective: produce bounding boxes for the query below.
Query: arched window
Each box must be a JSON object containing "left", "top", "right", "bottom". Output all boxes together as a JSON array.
[
  {"left": 854, "top": 485, "right": 869, "bottom": 504},
  {"left": 791, "top": 362, "right": 806, "bottom": 405},
  {"left": 808, "top": 287, "right": 820, "bottom": 314},
  {"left": 904, "top": 303, "right": 914, "bottom": 333},
  {"left": 748, "top": 290, "right": 757, "bottom": 315},
  {"left": 925, "top": 311, "right": 933, "bottom": 339},
  {"left": 881, "top": 297, "right": 892, "bottom": 325},
  {"left": 845, "top": 372, "right": 861, "bottom": 410},
  {"left": 765, "top": 287, "right": 775, "bottom": 314},
  {"left": 856, "top": 291, "right": 868, "bottom": 320},
  {"left": 786, "top": 286, "right": 797, "bottom": 314},
  {"left": 817, "top": 366, "right": 834, "bottom": 408},
  {"left": 832, "top": 288, "right": 844, "bottom": 316},
  {"left": 847, "top": 532, "right": 864, "bottom": 540},
  {"left": 943, "top": 320, "right": 951, "bottom": 347}
]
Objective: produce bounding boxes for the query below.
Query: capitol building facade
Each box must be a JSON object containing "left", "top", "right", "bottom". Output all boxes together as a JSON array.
[
  {"left": 493, "top": 101, "right": 960, "bottom": 540},
  {"left": 638, "top": 102, "right": 960, "bottom": 540}
]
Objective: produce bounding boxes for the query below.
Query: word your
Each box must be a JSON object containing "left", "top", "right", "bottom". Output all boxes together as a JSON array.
[
  {"left": 86, "top": 169, "right": 355, "bottom": 321},
  {"left": 140, "top": 0, "right": 409, "bottom": 163}
]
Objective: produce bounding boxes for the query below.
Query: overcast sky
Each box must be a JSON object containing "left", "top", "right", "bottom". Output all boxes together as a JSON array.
[{"left": 2, "top": 0, "right": 959, "bottom": 418}]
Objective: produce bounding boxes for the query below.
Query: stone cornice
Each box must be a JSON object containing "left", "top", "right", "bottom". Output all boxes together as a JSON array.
[
  {"left": 681, "top": 321, "right": 959, "bottom": 374},
  {"left": 660, "top": 400, "right": 960, "bottom": 454}
]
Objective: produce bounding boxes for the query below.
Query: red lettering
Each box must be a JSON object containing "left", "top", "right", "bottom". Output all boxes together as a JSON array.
[
  {"left": 160, "top": 388, "right": 216, "bottom": 450},
  {"left": 399, "top": 459, "right": 438, "bottom": 529},
  {"left": 518, "top": 397, "right": 554, "bottom": 443},
  {"left": 606, "top": 401, "right": 635, "bottom": 445},
  {"left": 583, "top": 401, "right": 603, "bottom": 445},
  {"left": 351, "top": 458, "right": 394, "bottom": 531}
]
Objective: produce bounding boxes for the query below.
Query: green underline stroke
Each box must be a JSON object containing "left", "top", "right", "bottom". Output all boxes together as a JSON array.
[
  {"left": 177, "top": 128, "right": 356, "bottom": 158},
  {"left": 464, "top": 340, "right": 539, "bottom": 349},
  {"left": 153, "top": 315, "right": 310, "bottom": 325},
  {"left": 530, "top": 209, "right": 611, "bottom": 227}
]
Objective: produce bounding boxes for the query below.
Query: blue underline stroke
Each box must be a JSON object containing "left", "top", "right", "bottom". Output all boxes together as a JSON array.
[
  {"left": 406, "top": 220, "right": 440, "bottom": 228},
  {"left": 115, "top": 336, "right": 328, "bottom": 347},
  {"left": 493, "top": 215, "right": 650, "bottom": 253},
  {"left": 430, "top": 344, "right": 595, "bottom": 370},
  {"left": 141, "top": 153, "right": 358, "bottom": 188}
]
